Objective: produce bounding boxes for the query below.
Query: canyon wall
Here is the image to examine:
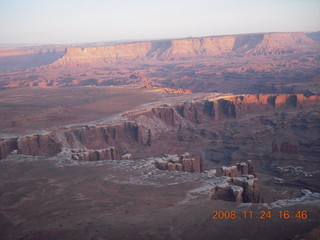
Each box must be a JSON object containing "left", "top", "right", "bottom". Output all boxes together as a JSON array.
[
  {"left": 0, "top": 94, "right": 319, "bottom": 160},
  {"left": 173, "top": 94, "right": 320, "bottom": 123}
]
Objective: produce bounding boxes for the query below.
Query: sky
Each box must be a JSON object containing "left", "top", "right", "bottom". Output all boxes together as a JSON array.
[{"left": 0, "top": 0, "right": 319, "bottom": 44}]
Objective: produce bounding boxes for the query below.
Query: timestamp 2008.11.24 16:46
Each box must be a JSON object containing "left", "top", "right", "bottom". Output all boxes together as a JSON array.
[{"left": 211, "top": 210, "right": 308, "bottom": 220}]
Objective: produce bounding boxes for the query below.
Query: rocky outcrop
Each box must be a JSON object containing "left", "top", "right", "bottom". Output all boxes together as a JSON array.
[
  {"left": 0, "top": 135, "right": 61, "bottom": 159},
  {"left": 69, "top": 122, "right": 140, "bottom": 149},
  {"left": 51, "top": 32, "right": 318, "bottom": 67},
  {"left": 175, "top": 100, "right": 214, "bottom": 123},
  {"left": 207, "top": 161, "right": 259, "bottom": 202},
  {"left": 149, "top": 152, "right": 202, "bottom": 173},
  {"left": 220, "top": 161, "right": 255, "bottom": 177},
  {"left": 274, "top": 166, "right": 318, "bottom": 178},
  {"left": 208, "top": 174, "right": 260, "bottom": 203},
  {"left": 70, "top": 148, "right": 121, "bottom": 161},
  {"left": 17, "top": 134, "right": 62, "bottom": 156}
]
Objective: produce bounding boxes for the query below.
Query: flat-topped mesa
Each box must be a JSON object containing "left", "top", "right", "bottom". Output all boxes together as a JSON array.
[
  {"left": 56, "top": 42, "right": 152, "bottom": 66},
  {"left": 162, "top": 36, "right": 235, "bottom": 59},
  {"left": 50, "top": 32, "right": 319, "bottom": 67}
]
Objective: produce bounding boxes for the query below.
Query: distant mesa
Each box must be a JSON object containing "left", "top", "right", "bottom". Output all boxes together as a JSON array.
[
  {"left": 0, "top": 32, "right": 318, "bottom": 70},
  {"left": 0, "top": 31, "right": 319, "bottom": 94},
  {"left": 50, "top": 32, "right": 319, "bottom": 67}
]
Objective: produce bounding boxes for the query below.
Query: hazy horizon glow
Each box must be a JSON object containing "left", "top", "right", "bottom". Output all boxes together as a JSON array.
[{"left": 1, "top": 0, "right": 319, "bottom": 44}]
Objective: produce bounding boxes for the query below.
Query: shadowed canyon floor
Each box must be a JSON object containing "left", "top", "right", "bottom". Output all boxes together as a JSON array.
[{"left": 1, "top": 32, "right": 320, "bottom": 239}]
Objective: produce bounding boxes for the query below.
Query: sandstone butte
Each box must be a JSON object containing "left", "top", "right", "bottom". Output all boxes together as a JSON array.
[{"left": 49, "top": 32, "right": 318, "bottom": 67}]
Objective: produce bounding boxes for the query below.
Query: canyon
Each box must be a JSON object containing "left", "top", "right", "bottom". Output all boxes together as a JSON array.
[{"left": 0, "top": 32, "right": 320, "bottom": 239}]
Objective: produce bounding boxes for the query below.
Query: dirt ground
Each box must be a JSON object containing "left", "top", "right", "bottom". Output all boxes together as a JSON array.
[{"left": 0, "top": 157, "right": 319, "bottom": 240}]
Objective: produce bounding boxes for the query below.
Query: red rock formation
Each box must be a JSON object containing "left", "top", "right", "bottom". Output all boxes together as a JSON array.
[
  {"left": 151, "top": 152, "right": 202, "bottom": 173},
  {"left": 175, "top": 100, "right": 214, "bottom": 123},
  {"left": 221, "top": 162, "right": 254, "bottom": 177},
  {"left": 180, "top": 152, "right": 202, "bottom": 173},
  {"left": 212, "top": 94, "right": 320, "bottom": 118},
  {"left": 0, "top": 134, "right": 61, "bottom": 158},
  {"left": 208, "top": 174, "right": 260, "bottom": 203},
  {"left": 151, "top": 107, "right": 177, "bottom": 126},
  {"left": 17, "top": 135, "right": 62, "bottom": 157},
  {"left": 69, "top": 122, "right": 140, "bottom": 149}
]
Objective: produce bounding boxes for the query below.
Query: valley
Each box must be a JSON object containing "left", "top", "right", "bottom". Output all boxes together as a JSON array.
[{"left": 0, "top": 31, "right": 320, "bottom": 239}]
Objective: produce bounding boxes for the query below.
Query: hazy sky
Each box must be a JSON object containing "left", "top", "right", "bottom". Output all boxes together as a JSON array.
[{"left": 0, "top": 0, "right": 319, "bottom": 44}]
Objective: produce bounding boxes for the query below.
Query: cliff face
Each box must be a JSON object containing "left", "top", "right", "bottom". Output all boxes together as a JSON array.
[
  {"left": 174, "top": 94, "right": 320, "bottom": 123},
  {"left": 0, "top": 94, "right": 319, "bottom": 160},
  {"left": 51, "top": 32, "right": 318, "bottom": 66},
  {"left": 0, "top": 135, "right": 61, "bottom": 159}
]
